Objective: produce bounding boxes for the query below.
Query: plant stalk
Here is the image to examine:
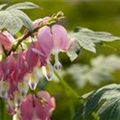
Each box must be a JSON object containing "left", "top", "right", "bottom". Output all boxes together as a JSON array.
[{"left": 54, "top": 69, "right": 79, "bottom": 99}]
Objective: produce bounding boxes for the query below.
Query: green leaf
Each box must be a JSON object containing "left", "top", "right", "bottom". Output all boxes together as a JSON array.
[
  {"left": 0, "top": 4, "right": 7, "bottom": 10},
  {"left": 0, "top": 11, "right": 23, "bottom": 35},
  {"left": 68, "top": 27, "right": 120, "bottom": 60},
  {"left": 0, "top": 11, "right": 9, "bottom": 29},
  {"left": 6, "top": 2, "right": 39, "bottom": 10},
  {"left": 69, "top": 30, "right": 96, "bottom": 53},
  {"left": 97, "top": 98, "right": 120, "bottom": 120},
  {"left": 0, "top": 2, "right": 38, "bottom": 34},
  {"left": 73, "top": 84, "right": 120, "bottom": 120},
  {"left": 11, "top": 10, "right": 33, "bottom": 32},
  {"left": 66, "top": 55, "right": 120, "bottom": 88},
  {"left": 73, "top": 27, "right": 120, "bottom": 43},
  {"left": 91, "top": 55, "right": 120, "bottom": 72}
]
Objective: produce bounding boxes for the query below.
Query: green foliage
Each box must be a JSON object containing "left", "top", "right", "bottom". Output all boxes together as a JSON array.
[
  {"left": 0, "top": 1, "right": 120, "bottom": 120},
  {"left": 66, "top": 55, "right": 120, "bottom": 88},
  {"left": 73, "top": 84, "right": 120, "bottom": 120},
  {"left": 68, "top": 27, "right": 120, "bottom": 61},
  {"left": 0, "top": 2, "right": 39, "bottom": 35}
]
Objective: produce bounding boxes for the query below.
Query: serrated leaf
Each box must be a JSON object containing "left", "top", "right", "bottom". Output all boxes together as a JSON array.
[
  {"left": 74, "top": 27, "right": 120, "bottom": 43},
  {"left": 69, "top": 27, "right": 120, "bottom": 55},
  {"left": 73, "top": 84, "right": 120, "bottom": 120},
  {"left": 0, "top": 4, "right": 7, "bottom": 10},
  {"left": 66, "top": 55, "right": 120, "bottom": 88},
  {"left": 11, "top": 10, "right": 33, "bottom": 32},
  {"left": 90, "top": 31, "right": 120, "bottom": 43},
  {"left": 0, "top": 10, "right": 23, "bottom": 35},
  {"left": 0, "top": 2, "right": 37, "bottom": 34},
  {"left": 69, "top": 32, "right": 96, "bottom": 53},
  {"left": 6, "top": 2, "right": 39, "bottom": 10}
]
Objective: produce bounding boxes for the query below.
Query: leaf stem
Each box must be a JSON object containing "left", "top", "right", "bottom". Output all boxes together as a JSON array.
[{"left": 54, "top": 69, "right": 79, "bottom": 99}]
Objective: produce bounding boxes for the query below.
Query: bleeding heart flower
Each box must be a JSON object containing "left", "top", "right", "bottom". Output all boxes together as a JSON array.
[
  {"left": 18, "top": 91, "right": 55, "bottom": 120},
  {"left": 15, "top": 52, "right": 28, "bottom": 82},
  {"left": 25, "top": 43, "right": 39, "bottom": 72},
  {"left": 1, "top": 54, "right": 16, "bottom": 79}
]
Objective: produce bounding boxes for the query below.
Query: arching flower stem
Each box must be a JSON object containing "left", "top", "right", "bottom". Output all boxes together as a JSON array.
[{"left": 53, "top": 69, "right": 79, "bottom": 99}]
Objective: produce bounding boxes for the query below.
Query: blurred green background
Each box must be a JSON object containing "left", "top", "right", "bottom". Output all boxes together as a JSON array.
[{"left": 1, "top": 0, "right": 120, "bottom": 120}]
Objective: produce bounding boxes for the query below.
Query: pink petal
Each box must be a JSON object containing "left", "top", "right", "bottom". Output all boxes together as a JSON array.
[
  {"left": 37, "top": 26, "right": 54, "bottom": 65},
  {"left": 20, "top": 95, "right": 34, "bottom": 120},
  {"left": 35, "top": 91, "right": 55, "bottom": 120},
  {"left": 16, "top": 52, "right": 27, "bottom": 81},
  {"left": 2, "top": 54, "right": 16, "bottom": 79},
  {"left": 52, "top": 24, "right": 68, "bottom": 52},
  {"left": 26, "top": 43, "right": 38, "bottom": 72}
]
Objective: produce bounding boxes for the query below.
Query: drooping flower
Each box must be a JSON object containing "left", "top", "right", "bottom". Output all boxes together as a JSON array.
[
  {"left": 36, "top": 24, "right": 70, "bottom": 80},
  {"left": 2, "top": 54, "right": 16, "bottom": 79},
  {"left": 18, "top": 91, "right": 56, "bottom": 120},
  {"left": 51, "top": 24, "right": 69, "bottom": 70},
  {"left": 15, "top": 52, "right": 28, "bottom": 82},
  {"left": 25, "top": 43, "right": 39, "bottom": 72},
  {"left": 0, "top": 52, "right": 29, "bottom": 109},
  {"left": 0, "top": 54, "right": 16, "bottom": 99}
]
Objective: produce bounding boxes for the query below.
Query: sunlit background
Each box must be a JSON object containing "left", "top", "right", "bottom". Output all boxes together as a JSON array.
[{"left": 0, "top": 0, "right": 120, "bottom": 120}]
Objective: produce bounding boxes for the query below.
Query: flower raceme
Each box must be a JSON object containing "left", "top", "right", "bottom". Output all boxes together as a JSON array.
[
  {"left": 36, "top": 24, "right": 72, "bottom": 80},
  {"left": 0, "top": 20, "right": 72, "bottom": 120}
]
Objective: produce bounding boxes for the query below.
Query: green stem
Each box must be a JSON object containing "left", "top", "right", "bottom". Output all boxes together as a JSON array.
[
  {"left": 0, "top": 98, "right": 4, "bottom": 120},
  {"left": 54, "top": 69, "right": 79, "bottom": 99}
]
